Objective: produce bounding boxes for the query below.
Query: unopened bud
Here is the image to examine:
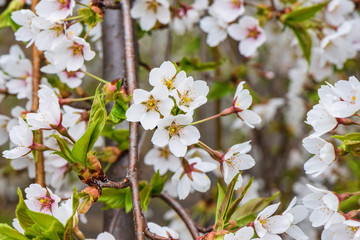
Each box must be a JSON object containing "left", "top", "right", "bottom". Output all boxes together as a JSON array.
[
  {"left": 102, "top": 146, "right": 122, "bottom": 163},
  {"left": 79, "top": 186, "right": 101, "bottom": 214},
  {"left": 337, "top": 118, "right": 353, "bottom": 125},
  {"left": 87, "top": 153, "right": 107, "bottom": 182}
]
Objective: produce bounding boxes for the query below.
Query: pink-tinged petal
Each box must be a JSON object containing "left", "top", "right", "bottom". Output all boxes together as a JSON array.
[
  {"left": 239, "top": 39, "right": 258, "bottom": 57},
  {"left": 152, "top": 128, "right": 169, "bottom": 146},
  {"left": 179, "top": 125, "right": 200, "bottom": 145},
  {"left": 169, "top": 136, "right": 187, "bottom": 157}
]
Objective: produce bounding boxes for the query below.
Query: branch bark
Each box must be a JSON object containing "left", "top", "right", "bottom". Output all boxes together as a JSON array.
[{"left": 31, "top": 0, "right": 45, "bottom": 187}]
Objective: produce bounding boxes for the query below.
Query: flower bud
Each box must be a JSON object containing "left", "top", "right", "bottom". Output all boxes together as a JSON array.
[{"left": 79, "top": 186, "right": 101, "bottom": 214}]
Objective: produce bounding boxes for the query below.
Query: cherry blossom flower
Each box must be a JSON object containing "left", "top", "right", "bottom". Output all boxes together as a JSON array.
[
  {"left": 320, "top": 216, "right": 360, "bottom": 240},
  {"left": 325, "top": 0, "right": 355, "bottom": 26},
  {"left": 302, "top": 184, "right": 340, "bottom": 229},
  {"left": 228, "top": 16, "right": 266, "bottom": 57},
  {"left": 305, "top": 104, "right": 338, "bottom": 137},
  {"left": 211, "top": 0, "right": 244, "bottom": 23},
  {"left": 172, "top": 157, "right": 217, "bottom": 199},
  {"left": 149, "top": 61, "right": 186, "bottom": 92},
  {"left": 172, "top": 6, "right": 201, "bottom": 35},
  {"left": 126, "top": 85, "right": 173, "bottom": 130},
  {"left": 151, "top": 114, "right": 200, "bottom": 157},
  {"left": 53, "top": 197, "right": 73, "bottom": 225},
  {"left": 130, "top": 0, "right": 171, "bottom": 31},
  {"left": 233, "top": 82, "right": 261, "bottom": 128},
  {"left": 163, "top": 210, "right": 192, "bottom": 240},
  {"left": 144, "top": 146, "right": 180, "bottom": 175},
  {"left": 173, "top": 77, "right": 209, "bottom": 113},
  {"left": 11, "top": 10, "right": 41, "bottom": 47},
  {"left": 282, "top": 197, "right": 309, "bottom": 240},
  {"left": 24, "top": 183, "right": 61, "bottom": 215},
  {"left": 27, "top": 85, "right": 62, "bottom": 130},
  {"left": 2, "top": 118, "right": 33, "bottom": 159},
  {"left": 0, "top": 115, "right": 10, "bottom": 146},
  {"left": 57, "top": 67, "right": 85, "bottom": 88},
  {"left": 302, "top": 137, "right": 336, "bottom": 176},
  {"left": 199, "top": 9, "right": 228, "bottom": 47},
  {"left": 224, "top": 226, "right": 254, "bottom": 240},
  {"left": 10, "top": 155, "right": 36, "bottom": 179},
  {"left": 254, "top": 203, "right": 292, "bottom": 239},
  {"left": 147, "top": 222, "right": 179, "bottom": 239},
  {"left": 43, "top": 36, "right": 95, "bottom": 72},
  {"left": 35, "top": 0, "right": 76, "bottom": 22},
  {"left": 328, "top": 76, "right": 360, "bottom": 118},
  {"left": 61, "top": 105, "right": 87, "bottom": 140},
  {"left": 222, "top": 141, "right": 255, "bottom": 189}
]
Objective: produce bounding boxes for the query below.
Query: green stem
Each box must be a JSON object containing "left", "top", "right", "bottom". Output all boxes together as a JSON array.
[
  {"left": 81, "top": 70, "right": 108, "bottom": 84},
  {"left": 75, "top": 1, "right": 89, "bottom": 7},
  {"left": 64, "top": 16, "right": 83, "bottom": 21},
  {"left": 67, "top": 96, "right": 95, "bottom": 102}
]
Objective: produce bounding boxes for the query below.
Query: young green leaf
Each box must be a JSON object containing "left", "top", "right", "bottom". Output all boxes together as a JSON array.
[
  {"left": 99, "top": 188, "right": 130, "bottom": 210},
  {"left": 107, "top": 99, "right": 129, "bottom": 125},
  {"left": 333, "top": 133, "right": 360, "bottom": 156},
  {"left": 0, "top": 0, "right": 24, "bottom": 31},
  {"left": 283, "top": 1, "right": 328, "bottom": 23},
  {"left": 101, "top": 126, "right": 129, "bottom": 150},
  {"left": 179, "top": 57, "right": 225, "bottom": 73},
  {"left": 0, "top": 223, "right": 27, "bottom": 240},
  {"left": 287, "top": 22, "right": 312, "bottom": 64},
  {"left": 215, "top": 183, "right": 225, "bottom": 223},
  {"left": 15, "top": 188, "right": 34, "bottom": 231},
  {"left": 51, "top": 135, "right": 74, "bottom": 163}
]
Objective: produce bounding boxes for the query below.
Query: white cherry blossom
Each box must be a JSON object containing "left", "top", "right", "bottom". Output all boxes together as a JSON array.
[
  {"left": 233, "top": 82, "right": 261, "bottom": 128},
  {"left": 130, "top": 0, "right": 171, "bottom": 31},
  {"left": 325, "top": 0, "right": 355, "bottom": 26},
  {"left": 147, "top": 222, "right": 179, "bottom": 239},
  {"left": 53, "top": 197, "right": 73, "bottom": 225},
  {"left": 172, "top": 157, "right": 217, "bottom": 199},
  {"left": 199, "top": 9, "right": 228, "bottom": 47},
  {"left": 27, "top": 85, "right": 62, "bottom": 130},
  {"left": 35, "top": 0, "right": 76, "bottom": 22},
  {"left": 149, "top": 61, "right": 186, "bottom": 92},
  {"left": 10, "top": 155, "right": 36, "bottom": 179},
  {"left": 95, "top": 232, "right": 116, "bottom": 240},
  {"left": 12, "top": 218, "right": 24, "bottom": 234},
  {"left": 211, "top": 0, "right": 244, "bottom": 23},
  {"left": 0, "top": 115, "right": 10, "bottom": 146},
  {"left": 222, "top": 141, "right": 255, "bottom": 189},
  {"left": 173, "top": 77, "right": 209, "bottom": 113},
  {"left": 228, "top": 16, "right": 266, "bottom": 57},
  {"left": 2, "top": 118, "right": 33, "bottom": 159},
  {"left": 282, "top": 197, "right": 309, "bottom": 240},
  {"left": 24, "top": 183, "right": 61, "bottom": 215},
  {"left": 302, "top": 184, "right": 340, "bottom": 229},
  {"left": 151, "top": 114, "right": 200, "bottom": 157},
  {"left": 302, "top": 137, "right": 336, "bottom": 177},
  {"left": 57, "top": 67, "right": 85, "bottom": 88},
  {"left": 254, "top": 202, "right": 292, "bottom": 239},
  {"left": 11, "top": 10, "right": 41, "bottom": 47},
  {"left": 144, "top": 146, "right": 180, "bottom": 175},
  {"left": 126, "top": 85, "right": 173, "bottom": 130},
  {"left": 224, "top": 226, "right": 254, "bottom": 240}
]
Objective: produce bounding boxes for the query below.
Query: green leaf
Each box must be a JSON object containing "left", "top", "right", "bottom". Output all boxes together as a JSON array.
[
  {"left": 51, "top": 135, "right": 74, "bottom": 163},
  {"left": 149, "top": 171, "right": 167, "bottom": 195},
  {"left": 72, "top": 86, "right": 106, "bottom": 166},
  {"left": 215, "top": 183, "right": 225, "bottom": 223},
  {"left": 225, "top": 178, "right": 254, "bottom": 222},
  {"left": 140, "top": 184, "right": 151, "bottom": 212},
  {"left": 287, "top": 22, "right": 312, "bottom": 64},
  {"left": 63, "top": 187, "right": 80, "bottom": 240},
  {"left": 0, "top": 0, "right": 24, "bottom": 31},
  {"left": 179, "top": 57, "right": 225, "bottom": 73},
  {"left": 333, "top": 133, "right": 360, "bottom": 156},
  {"left": 283, "top": 2, "right": 328, "bottom": 23},
  {"left": 77, "top": 8, "right": 102, "bottom": 29},
  {"left": 125, "top": 188, "right": 133, "bottom": 213},
  {"left": 0, "top": 223, "right": 28, "bottom": 240},
  {"left": 234, "top": 214, "right": 257, "bottom": 228},
  {"left": 26, "top": 210, "right": 64, "bottom": 237},
  {"left": 208, "top": 82, "right": 234, "bottom": 101},
  {"left": 231, "top": 191, "right": 280, "bottom": 221},
  {"left": 99, "top": 188, "right": 130, "bottom": 210},
  {"left": 101, "top": 126, "right": 129, "bottom": 150},
  {"left": 107, "top": 99, "right": 128, "bottom": 125},
  {"left": 15, "top": 188, "right": 34, "bottom": 231}
]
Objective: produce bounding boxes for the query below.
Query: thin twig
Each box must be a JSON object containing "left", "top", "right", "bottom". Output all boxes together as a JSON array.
[
  {"left": 144, "top": 228, "right": 173, "bottom": 240},
  {"left": 100, "top": 179, "right": 130, "bottom": 189},
  {"left": 158, "top": 192, "right": 199, "bottom": 240},
  {"left": 121, "top": 0, "right": 146, "bottom": 239},
  {"left": 31, "top": 0, "right": 45, "bottom": 187}
]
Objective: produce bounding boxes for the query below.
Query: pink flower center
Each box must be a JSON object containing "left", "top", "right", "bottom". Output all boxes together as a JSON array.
[
  {"left": 58, "top": 0, "right": 71, "bottom": 10},
  {"left": 69, "top": 43, "right": 84, "bottom": 56},
  {"left": 65, "top": 70, "right": 77, "bottom": 78},
  {"left": 146, "top": 0, "right": 160, "bottom": 12},
  {"left": 247, "top": 26, "right": 261, "bottom": 40},
  {"left": 37, "top": 196, "right": 55, "bottom": 211},
  {"left": 231, "top": 0, "right": 242, "bottom": 9}
]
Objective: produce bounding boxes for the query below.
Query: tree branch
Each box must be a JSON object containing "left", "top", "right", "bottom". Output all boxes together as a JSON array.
[
  {"left": 31, "top": 0, "right": 45, "bottom": 187},
  {"left": 158, "top": 192, "right": 199, "bottom": 240},
  {"left": 100, "top": 179, "right": 130, "bottom": 189}
]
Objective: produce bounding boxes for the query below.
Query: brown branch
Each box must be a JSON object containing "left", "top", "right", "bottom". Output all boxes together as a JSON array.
[
  {"left": 144, "top": 228, "right": 174, "bottom": 240},
  {"left": 158, "top": 192, "right": 199, "bottom": 240},
  {"left": 120, "top": 0, "right": 147, "bottom": 239},
  {"left": 31, "top": 0, "right": 45, "bottom": 187},
  {"left": 100, "top": 179, "right": 130, "bottom": 189}
]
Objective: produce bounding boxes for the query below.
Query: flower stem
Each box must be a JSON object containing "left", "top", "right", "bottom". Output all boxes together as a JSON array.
[
  {"left": 196, "top": 141, "right": 223, "bottom": 163},
  {"left": 64, "top": 16, "right": 83, "bottom": 21},
  {"left": 60, "top": 96, "right": 95, "bottom": 104},
  {"left": 191, "top": 107, "right": 235, "bottom": 125},
  {"left": 81, "top": 70, "right": 108, "bottom": 84}
]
